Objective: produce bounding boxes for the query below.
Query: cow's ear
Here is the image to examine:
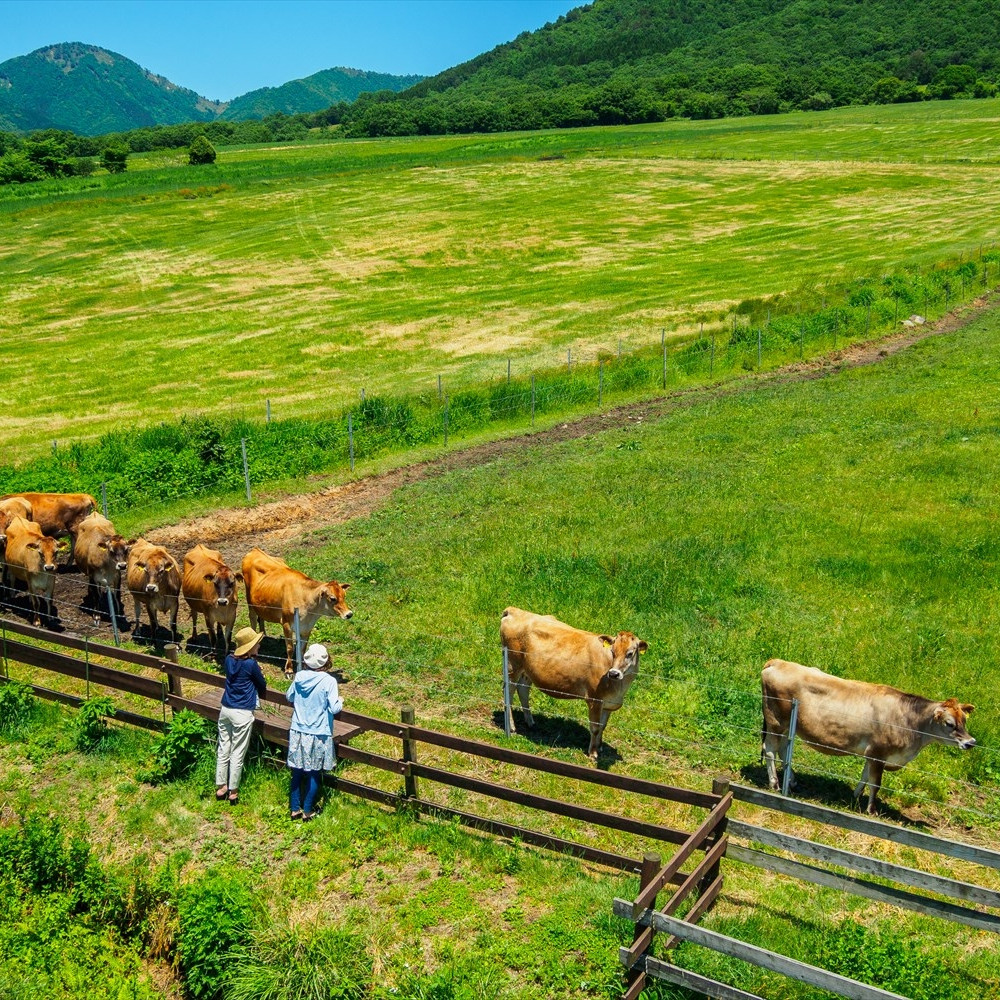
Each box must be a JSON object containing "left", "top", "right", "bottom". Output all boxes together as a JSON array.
[
  {"left": 963, "top": 703, "right": 975, "bottom": 714},
  {"left": 98, "top": 541, "right": 108, "bottom": 549},
  {"left": 933, "top": 706, "right": 946, "bottom": 722},
  {"left": 637, "top": 640, "right": 649, "bottom": 653},
  {"left": 235, "top": 572, "right": 244, "bottom": 582},
  {"left": 598, "top": 634, "right": 614, "bottom": 646},
  {"left": 204, "top": 573, "right": 215, "bottom": 583},
  {"left": 342, "top": 583, "right": 350, "bottom": 591}
]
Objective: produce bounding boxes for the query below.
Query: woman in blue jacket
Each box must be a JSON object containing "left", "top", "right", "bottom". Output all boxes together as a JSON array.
[
  {"left": 216, "top": 626, "right": 267, "bottom": 805},
  {"left": 286, "top": 642, "right": 342, "bottom": 820}
]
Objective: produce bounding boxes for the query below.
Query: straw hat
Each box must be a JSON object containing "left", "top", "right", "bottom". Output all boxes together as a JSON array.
[
  {"left": 234, "top": 626, "right": 264, "bottom": 657},
  {"left": 302, "top": 643, "right": 330, "bottom": 670}
]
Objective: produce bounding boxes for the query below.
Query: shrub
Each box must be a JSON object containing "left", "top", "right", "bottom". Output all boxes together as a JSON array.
[
  {"left": 0, "top": 812, "right": 91, "bottom": 894},
  {"left": 188, "top": 135, "right": 217, "bottom": 166},
  {"left": 138, "top": 709, "right": 210, "bottom": 784},
  {"left": 74, "top": 695, "right": 116, "bottom": 751},
  {"left": 176, "top": 875, "right": 253, "bottom": 1000},
  {"left": 0, "top": 681, "right": 35, "bottom": 733}
]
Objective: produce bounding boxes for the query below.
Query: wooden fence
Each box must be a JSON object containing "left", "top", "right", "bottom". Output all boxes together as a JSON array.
[{"left": 614, "top": 776, "right": 1000, "bottom": 1000}]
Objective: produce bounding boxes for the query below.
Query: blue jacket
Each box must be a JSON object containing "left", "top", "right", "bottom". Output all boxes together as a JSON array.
[
  {"left": 221, "top": 655, "right": 267, "bottom": 711},
  {"left": 286, "top": 669, "right": 342, "bottom": 736}
]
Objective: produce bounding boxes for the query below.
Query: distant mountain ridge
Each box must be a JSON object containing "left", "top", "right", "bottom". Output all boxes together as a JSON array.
[{"left": 0, "top": 43, "right": 423, "bottom": 135}]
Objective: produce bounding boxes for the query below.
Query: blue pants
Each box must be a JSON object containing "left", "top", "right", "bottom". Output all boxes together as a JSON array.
[{"left": 289, "top": 768, "right": 322, "bottom": 814}]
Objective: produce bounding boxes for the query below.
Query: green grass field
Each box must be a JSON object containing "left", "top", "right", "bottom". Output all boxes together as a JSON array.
[{"left": 4, "top": 99, "right": 1000, "bottom": 462}]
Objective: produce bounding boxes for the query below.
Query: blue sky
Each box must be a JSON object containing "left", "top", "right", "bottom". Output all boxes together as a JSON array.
[{"left": 0, "top": 0, "right": 579, "bottom": 101}]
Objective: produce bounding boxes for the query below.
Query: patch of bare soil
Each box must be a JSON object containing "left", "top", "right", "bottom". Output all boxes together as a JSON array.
[{"left": 146, "top": 291, "right": 998, "bottom": 562}]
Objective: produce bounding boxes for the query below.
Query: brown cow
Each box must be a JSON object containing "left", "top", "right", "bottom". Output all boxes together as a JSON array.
[
  {"left": 241, "top": 547, "right": 352, "bottom": 677},
  {"left": 1, "top": 492, "right": 97, "bottom": 562},
  {"left": 0, "top": 498, "right": 32, "bottom": 592},
  {"left": 761, "top": 658, "right": 976, "bottom": 814},
  {"left": 4, "top": 517, "right": 58, "bottom": 626},
  {"left": 73, "top": 512, "right": 131, "bottom": 624},
  {"left": 126, "top": 538, "right": 181, "bottom": 642},
  {"left": 499, "top": 606, "right": 648, "bottom": 763},
  {"left": 182, "top": 544, "right": 243, "bottom": 660}
]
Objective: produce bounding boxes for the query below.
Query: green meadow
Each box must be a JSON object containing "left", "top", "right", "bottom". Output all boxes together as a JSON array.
[{"left": 4, "top": 98, "right": 1000, "bottom": 463}]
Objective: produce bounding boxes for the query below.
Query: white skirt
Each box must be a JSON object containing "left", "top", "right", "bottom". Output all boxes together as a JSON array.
[{"left": 287, "top": 730, "right": 335, "bottom": 771}]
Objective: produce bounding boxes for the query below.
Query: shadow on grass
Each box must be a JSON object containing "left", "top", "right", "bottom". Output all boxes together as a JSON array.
[
  {"left": 737, "top": 763, "right": 928, "bottom": 828},
  {"left": 490, "top": 708, "right": 622, "bottom": 769}
]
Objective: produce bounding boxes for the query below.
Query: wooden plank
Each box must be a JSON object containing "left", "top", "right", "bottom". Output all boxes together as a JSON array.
[
  {"left": 631, "top": 793, "right": 732, "bottom": 916},
  {"left": 5, "top": 638, "right": 165, "bottom": 699},
  {"left": 729, "top": 820, "right": 1000, "bottom": 910},
  {"left": 410, "top": 761, "right": 689, "bottom": 845},
  {"left": 408, "top": 724, "right": 720, "bottom": 808},
  {"left": 728, "top": 845, "right": 1000, "bottom": 935},
  {"left": 643, "top": 959, "right": 765, "bottom": 1000},
  {"left": 412, "top": 798, "right": 649, "bottom": 872},
  {"left": 337, "top": 743, "right": 408, "bottom": 775},
  {"left": 329, "top": 775, "right": 402, "bottom": 808},
  {"left": 339, "top": 709, "right": 406, "bottom": 739},
  {"left": 662, "top": 874, "right": 724, "bottom": 949},
  {"left": 730, "top": 783, "right": 1000, "bottom": 870},
  {"left": 0, "top": 618, "right": 170, "bottom": 670},
  {"left": 641, "top": 908, "right": 909, "bottom": 1000}
]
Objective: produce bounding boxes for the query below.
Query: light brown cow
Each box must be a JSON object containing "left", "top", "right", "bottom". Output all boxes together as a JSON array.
[
  {"left": 73, "top": 512, "right": 131, "bottom": 624},
  {"left": 761, "top": 658, "right": 976, "bottom": 814},
  {"left": 241, "top": 547, "right": 352, "bottom": 677},
  {"left": 126, "top": 538, "right": 181, "bottom": 642},
  {"left": 4, "top": 517, "right": 59, "bottom": 626},
  {"left": 499, "top": 606, "right": 648, "bottom": 763},
  {"left": 0, "top": 498, "right": 32, "bottom": 591},
  {"left": 0, "top": 492, "right": 97, "bottom": 562},
  {"left": 182, "top": 544, "right": 243, "bottom": 660}
]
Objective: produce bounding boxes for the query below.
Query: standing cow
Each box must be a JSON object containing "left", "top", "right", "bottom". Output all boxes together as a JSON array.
[
  {"left": 241, "top": 547, "right": 352, "bottom": 677},
  {"left": 182, "top": 544, "right": 243, "bottom": 661},
  {"left": 499, "top": 606, "right": 648, "bottom": 763},
  {"left": 0, "top": 497, "right": 32, "bottom": 593},
  {"left": 126, "top": 538, "right": 181, "bottom": 642},
  {"left": 761, "top": 658, "right": 976, "bottom": 814},
  {"left": 73, "top": 512, "right": 131, "bottom": 624},
  {"left": 0, "top": 492, "right": 97, "bottom": 563},
  {"left": 3, "top": 517, "right": 59, "bottom": 626}
]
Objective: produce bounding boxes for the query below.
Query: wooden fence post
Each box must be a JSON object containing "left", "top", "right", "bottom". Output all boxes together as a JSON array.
[
  {"left": 623, "top": 851, "right": 662, "bottom": 1000},
  {"left": 401, "top": 706, "right": 419, "bottom": 801},
  {"left": 163, "top": 642, "right": 182, "bottom": 696}
]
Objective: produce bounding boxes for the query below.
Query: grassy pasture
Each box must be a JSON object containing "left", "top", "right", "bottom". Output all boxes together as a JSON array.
[{"left": 3, "top": 99, "right": 1000, "bottom": 461}]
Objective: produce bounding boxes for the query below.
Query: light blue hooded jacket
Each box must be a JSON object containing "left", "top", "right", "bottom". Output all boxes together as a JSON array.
[{"left": 286, "top": 669, "right": 343, "bottom": 736}]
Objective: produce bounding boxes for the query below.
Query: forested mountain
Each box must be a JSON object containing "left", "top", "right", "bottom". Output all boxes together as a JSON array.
[
  {"left": 221, "top": 67, "right": 423, "bottom": 120},
  {"left": 0, "top": 44, "right": 224, "bottom": 135},
  {"left": 341, "top": 0, "right": 1000, "bottom": 136},
  {"left": 0, "top": 44, "right": 422, "bottom": 136}
]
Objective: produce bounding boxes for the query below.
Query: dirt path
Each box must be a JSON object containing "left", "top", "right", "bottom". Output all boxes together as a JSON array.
[{"left": 145, "top": 291, "right": 997, "bottom": 562}]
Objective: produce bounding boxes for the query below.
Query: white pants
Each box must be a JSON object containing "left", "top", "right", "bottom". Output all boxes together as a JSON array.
[{"left": 216, "top": 707, "right": 256, "bottom": 790}]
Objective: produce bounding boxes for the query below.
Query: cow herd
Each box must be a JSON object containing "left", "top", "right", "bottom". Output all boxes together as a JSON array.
[
  {"left": 0, "top": 492, "right": 353, "bottom": 677},
  {"left": 0, "top": 491, "right": 981, "bottom": 813}
]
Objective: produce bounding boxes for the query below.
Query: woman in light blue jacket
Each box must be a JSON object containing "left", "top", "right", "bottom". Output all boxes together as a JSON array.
[{"left": 285, "top": 643, "right": 343, "bottom": 820}]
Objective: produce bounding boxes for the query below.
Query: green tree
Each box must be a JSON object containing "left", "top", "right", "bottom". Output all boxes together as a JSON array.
[
  {"left": 0, "top": 151, "right": 45, "bottom": 185},
  {"left": 24, "top": 137, "right": 73, "bottom": 177},
  {"left": 100, "top": 145, "right": 128, "bottom": 174},
  {"left": 188, "top": 135, "right": 217, "bottom": 165}
]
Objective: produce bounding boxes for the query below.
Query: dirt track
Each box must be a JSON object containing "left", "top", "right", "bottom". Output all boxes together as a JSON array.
[{"left": 145, "top": 291, "right": 997, "bottom": 562}]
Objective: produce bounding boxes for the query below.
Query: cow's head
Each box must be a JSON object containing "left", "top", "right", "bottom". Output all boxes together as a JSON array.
[
  {"left": 204, "top": 567, "right": 242, "bottom": 607},
  {"left": 932, "top": 699, "right": 976, "bottom": 749},
  {"left": 22, "top": 531, "right": 58, "bottom": 574},
  {"left": 139, "top": 550, "right": 178, "bottom": 594},
  {"left": 320, "top": 580, "right": 353, "bottom": 620},
  {"left": 601, "top": 632, "right": 648, "bottom": 683},
  {"left": 100, "top": 534, "right": 132, "bottom": 572}
]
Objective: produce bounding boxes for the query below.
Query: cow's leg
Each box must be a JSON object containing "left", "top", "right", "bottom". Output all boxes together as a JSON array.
[
  {"left": 29, "top": 592, "right": 41, "bottom": 627},
  {"left": 763, "top": 728, "right": 783, "bottom": 790},
  {"left": 214, "top": 622, "right": 226, "bottom": 663},
  {"left": 587, "top": 703, "right": 610, "bottom": 763},
  {"left": 853, "top": 759, "right": 871, "bottom": 803},
  {"left": 247, "top": 602, "right": 259, "bottom": 632},
  {"left": 149, "top": 607, "right": 159, "bottom": 643},
  {"left": 170, "top": 604, "right": 179, "bottom": 642},
  {"left": 132, "top": 597, "right": 143, "bottom": 633},
  {"left": 190, "top": 608, "right": 199, "bottom": 640},
  {"left": 514, "top": 675, "right": 534, "bottom": 727},
  {"left": 281, "top": 618, "right": 295, "bottom": 678},
  {"left": 865, "top": 759, "right": 884, "bottom": 815}
]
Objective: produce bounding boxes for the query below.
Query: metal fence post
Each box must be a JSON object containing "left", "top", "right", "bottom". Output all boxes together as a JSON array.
[
  {"left": 598, "top": 359, "right": 603, "bottom": 408},
  {"left": 240, "top": 438, "right": 251, "bottom": 503},
  {"left": 567, "top": 348, "right": 572, "bottom": 373},
  {"left": 710, "top": 333, "right": 715, "bottom": 376},
  {"left": 502, "top": 646, "right": 512, "bottom": 737},
  {"left": 661, "top": 329, "right": 666, "bottom": 388},
  {"left": 531, "top": 376, "right": 536, "bottom": 426},
  {"left": 401, "top": 706, "right": 419, "bottom": 800},
  {"left": 293, "top": 608, "right": 302, "bottom": 671},
  {"left": 443, "top": 396, "right": 449, "bottom": 446},
  {"left": 85, "top": 639, "right": 90, "bottom": 699},
  {"left": 266, "top": 398, "right": 271, "bottom": 424},
  {"left": 757, "top": 328, "right": 762, "bottom": 369},
  {"left": 507, "top": 358, "right": 511, "bottom": 383},
  {"left": 781, "top": 698, "right": 799, "bottom": 797},
  {"left": 437, "top": 374, "right": 442, "bottom": 400},
  {"left": 106, "top": 588, "right": 120, "bottom": 647},
  {"left": 348, "top": 413, "right": 354, "bottom": 473},
  {"left": 100, "top": 482, "right": 108, "bottom": 518}
]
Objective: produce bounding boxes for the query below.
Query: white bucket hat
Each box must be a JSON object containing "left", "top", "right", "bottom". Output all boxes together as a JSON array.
[{"left": 302, "top": 643, "right": 330, "bottom": 670}]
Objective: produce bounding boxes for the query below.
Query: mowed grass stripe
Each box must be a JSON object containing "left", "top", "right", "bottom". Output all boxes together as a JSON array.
[{"left": 3, "top": 100, "right": 1000, "bottom": 458}]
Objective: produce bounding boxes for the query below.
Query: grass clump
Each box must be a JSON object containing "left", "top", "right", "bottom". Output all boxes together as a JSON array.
[
  {"left": 0, "top": 681, "right": 36, "bottom": 735},
  {"left": 137, "top": 708, "right": 212, "bottom": 784},
  {"left": 72, "top": 695, "right": 116, "bottom": 751}
]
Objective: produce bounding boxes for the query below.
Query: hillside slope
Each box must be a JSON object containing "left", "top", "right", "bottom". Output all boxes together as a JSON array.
[
  {"left": 220, "top": 66, "right": 423, "bottom": 120},
  {"left": 0, "top": 43, "right": 223, "bottom": 135}
]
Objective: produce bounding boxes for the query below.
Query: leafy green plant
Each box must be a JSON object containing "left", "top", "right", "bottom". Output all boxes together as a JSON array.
[
  {"left": 73, "top": 695, "right": 116, "bottom": 751},
  {"left": 0, "top": 681, "right": 35, "bottom": 734},
  {"left": 0, "top": 812, "right": 90, "bottom": 894},
  {"left": 138, "top": 709, "right": 210, "bottom": 784},
  {"left": 176, "top": 874, "right": 253, "bottom": 1000}
]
